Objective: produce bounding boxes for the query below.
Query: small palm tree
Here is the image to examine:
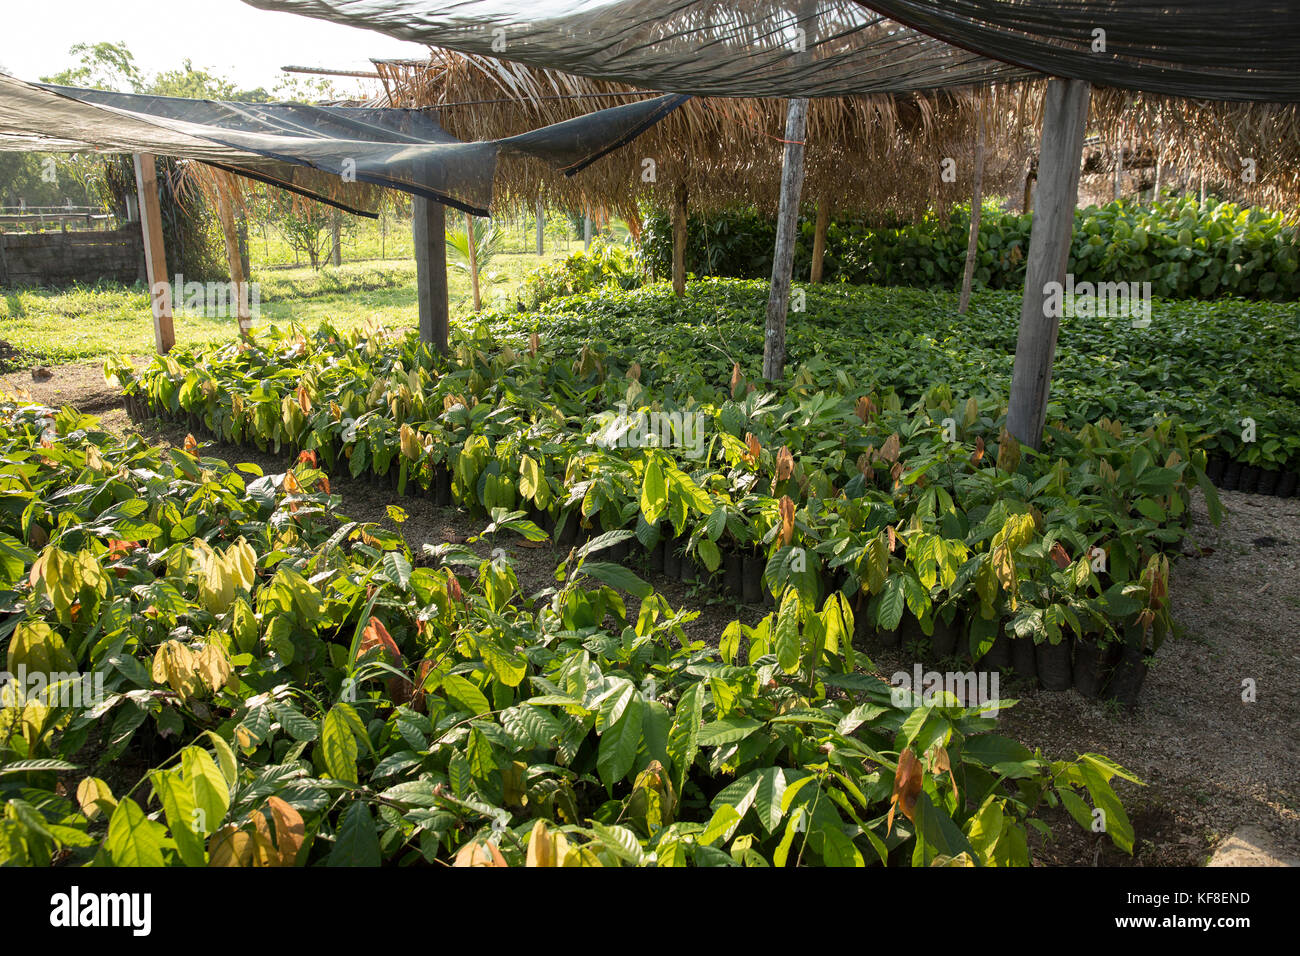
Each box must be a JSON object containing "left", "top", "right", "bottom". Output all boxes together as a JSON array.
[{"left": 446, "top": 216, "right": 501, "bottom": 310}]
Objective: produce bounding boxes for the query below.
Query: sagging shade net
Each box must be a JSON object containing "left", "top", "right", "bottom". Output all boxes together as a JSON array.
[
  {"left": 242, "top": 0, "right": 1300, "bottom": 102},
  {"left": 0, "top": 73, "right": 688, "bottom": 216}
]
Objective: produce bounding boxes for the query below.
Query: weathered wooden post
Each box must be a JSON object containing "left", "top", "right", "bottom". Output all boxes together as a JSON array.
[
  {"left": 959, "top": 105, "right": 987, "bottom": 314},
  {"left": 671, "top": 181, "right": 688, "bottom": 296},
  {"left": 132, "top": 153, "right": 175, "bottom": 354},
  {"left": 809, "top": 196, "right": 830, "bottom": 283},
  {"left": 535, "top": 197, "right": 544, "bottom": 255},
  {"left": 1006, "top": 79, "right": 1091, "bottom": 449},
  {"left": 214, "top": 186, "right": 252, "bottom": 338},
  {"left": 412, "top": 196, "right": 449, "bottom": 352},
  {"left": 762, "top": 97, "right": 809, "bottom": 381}
]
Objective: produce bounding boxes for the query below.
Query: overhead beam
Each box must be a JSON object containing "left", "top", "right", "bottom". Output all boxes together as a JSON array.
[
  {"left": 762, "top": 97, "right": 809, "bottom": 381},
  {"left": 1006, "top": 79, "right": 1091, "bottom": 449},
  {"left": 412, "top": 195, "right": 449, "bottom": 352},
  {"left": 133, "top": 153, "right": 175, "bottom": 355}
]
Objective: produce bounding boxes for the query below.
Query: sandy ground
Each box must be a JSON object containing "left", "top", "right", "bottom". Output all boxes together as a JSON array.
[{"left": 4, "top": 360, "right": 1298, "bottom": 866}]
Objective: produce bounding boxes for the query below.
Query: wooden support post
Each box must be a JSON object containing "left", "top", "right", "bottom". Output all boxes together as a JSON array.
[
  {"left": 583, "top": 215, "right": 592, "bottom": 250},
  {"left": 412, "top": 196, "right": 449, "bottom": 352},
  {"left": 762, "top": 97, "right": 809, "bottom": 382},
  {"left": 1113, "top": 128, "right": 1124, "bottom": 201},
  {"left": 959, "top": 106, "right": 986, "bottom": 314},
  {"left": 133, "top": 153, "right": 174, "bottom": 355},
  {"left": 214, "top": 187, "right": 252, "bottom": 338},
  {"left": 1006, "top": 79, "right": 1091, "bottom": 449},
  {"left": 330, "top": 209, "right": 342, "bottom": 267},
  {"left": 1152, "top": 136, "right": 1163, "bottom": 201},
  {"left": 809, "top": 196, "right": 830, "bottom": 283},
  {"left": 1023, "top": 168, "right": 1035, "bottom": 215},
  {"left": 465, "top": 210, "right": 481, "bottom": 312},
  {"left": 535, "top": 198, "right": 544, "bottom": 256},
  {"left": 672, "top": 182, "right": 687, "bottom": 297}
]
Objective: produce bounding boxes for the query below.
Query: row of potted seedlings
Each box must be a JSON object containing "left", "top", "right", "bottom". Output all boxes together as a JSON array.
[{"left": 1203, "top": 454, "right": 1300, "bottom": 497}]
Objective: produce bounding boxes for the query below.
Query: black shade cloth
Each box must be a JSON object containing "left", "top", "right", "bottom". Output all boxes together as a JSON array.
[
  {"left": 0, "top": 73, "right": 688, "bottom": 215},
  {"left": 240, "top": 0, "right": 1300, "bottom": 102},
  {"left": 242, "top": 0, "right": 1034, "bottom": 97}
]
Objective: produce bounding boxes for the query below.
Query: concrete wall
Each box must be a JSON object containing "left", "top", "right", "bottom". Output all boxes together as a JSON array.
[{"left": 0, "top": 227, "right": 145, "bottom": 288}]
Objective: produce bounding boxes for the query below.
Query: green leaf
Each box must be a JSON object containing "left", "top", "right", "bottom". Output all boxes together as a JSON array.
[
  {"left": 441, "top": 673, "right": 491, "bottom": 716},
  {"left": 773, "top": 589, "right": 802, "bottom": 674},
  {"left": 597, "top": 691, "right": 644, "bottom": 788},
  {"left": 700, "top": 804, "right": 741, "bottom": 846},
  {"left": 697, "top": 716, "right": 762, "bottom": 746},
  {"left": 105, "top": 798, "right": 167, "bottom": 867},
  {"left": 270, "top": 701, "right": 319, "bottom": 742},
  {"left": 181, "top": 746, "right": 230, "bottom": 832},
  {"left": 640, "top": 455, "right": 667, "bottom": 525},
  {"left": 329, "top": 801, "right": 381, "bottom": 866},
  {"left": 877, "top": 575, "right": 906, "bottom": 631},
  {"left": 321, "top": 706, "right": 359, "bottom": 784},
  {"left": 151, "top": 770, "right": 205, "bottom": 867},
  {"left": 580, "top": 561, "right": 652, "bottom": 598}
]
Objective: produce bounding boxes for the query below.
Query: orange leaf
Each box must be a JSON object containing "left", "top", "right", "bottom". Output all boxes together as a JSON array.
[
  {"left": 453, "top": 840, "right": 509, "bottom": 867},
  {"left": 359, "top": 617, "right": 402, "bottom": 663},
  {"left": 298, "top": 450, "right": 318, "bottom": 468},
  {"left": 973, "top": 435, "right": 985, "bottom": 464},
  {"left": 887, "top": 747, "right": 924, "bottom": 834},
  {"left": 854, "top": 395, "right": 875, "bottom": 422},
  {"left": 184, "top": 434, "right": 198, "bottom": 454},
  {"left": 778, "top": 495, "right": 795, "bottom": 548},
  {"left": 1049, "top": 542, "right": 1071, "bottom": 569},
  {"left": 775, "top": 446, "right": 794, "bottom": 483},
  {"left": 265, "top": 796, "right": 305, "bottom": 867}
]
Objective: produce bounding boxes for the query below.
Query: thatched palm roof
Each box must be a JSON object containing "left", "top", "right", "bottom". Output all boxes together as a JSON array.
[
  {"left": 374, "top": 52, "right": 1037, "bottom": 222},
  {"left": 374, "top": 53, "right": 1300, "bottom": 221}
]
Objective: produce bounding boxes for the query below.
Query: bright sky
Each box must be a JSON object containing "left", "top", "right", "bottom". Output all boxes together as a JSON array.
[{"left": 0, "top": 0, "right": 428, "bottom": 95}]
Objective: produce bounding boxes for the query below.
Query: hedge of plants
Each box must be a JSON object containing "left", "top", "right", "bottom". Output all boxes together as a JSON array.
[
  {"left": 504, "top": 279, "right": 1300, "bottom": 482},
  {"left": 111, "top": 278, "right": 1226, "bottom": 705},
  {"left": 0, "top": 398, "right": 1140, "bottom": 866},
  {"left": 640, "top": 197, "right": 1300, "bottom": 300}
]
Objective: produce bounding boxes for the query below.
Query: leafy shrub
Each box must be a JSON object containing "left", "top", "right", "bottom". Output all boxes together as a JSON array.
[
  {"left": 641, "top": 198, "right": 1300, "bottom": 301},
  {"left": 0, "top": 400, "right": 1137, "bottom": 866},
  {"left": 118, "top": 282, "right": 1220, "bottom": 667},
  {"left": 519, "top": 239, "right": 642, "bottom": 309}
]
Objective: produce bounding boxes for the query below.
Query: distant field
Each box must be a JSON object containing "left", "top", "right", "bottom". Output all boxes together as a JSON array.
[{"left": 0, "top": 250, "right": 567, "bottom": 366}]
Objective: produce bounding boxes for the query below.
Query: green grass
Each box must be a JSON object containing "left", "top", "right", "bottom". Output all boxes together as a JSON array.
[
  {"left": 0, "top": 251, "right": 568, "bottom": 365},
  {"left": 249, "top": 211, "right": 597, "bottom": 267}
]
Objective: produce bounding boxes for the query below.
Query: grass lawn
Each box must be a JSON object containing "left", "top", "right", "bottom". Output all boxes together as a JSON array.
[{"left": 0, "top": 250, "right": 567, "bottom": 365}]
